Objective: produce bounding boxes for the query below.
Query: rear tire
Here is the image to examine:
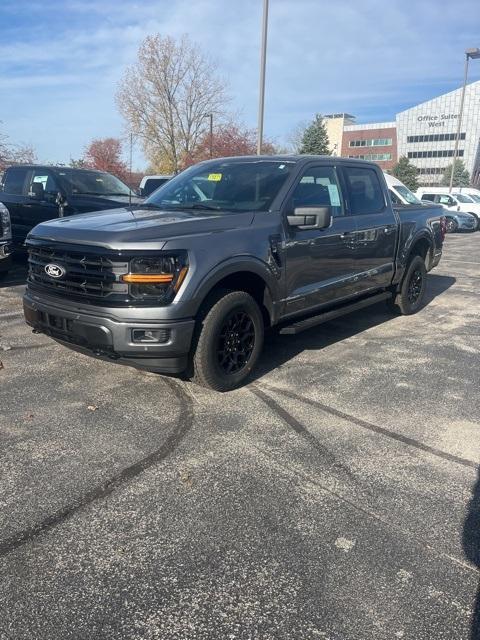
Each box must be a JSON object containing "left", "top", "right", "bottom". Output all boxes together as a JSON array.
[
  {"left": 445, "top": 218, "right": 458, "bottom": 233},
  {"left": 191, "top": 290, "right": 264, "bottom": 391},
  {"left": 389, "top": 255, "right": 427, "bottom": 315}
]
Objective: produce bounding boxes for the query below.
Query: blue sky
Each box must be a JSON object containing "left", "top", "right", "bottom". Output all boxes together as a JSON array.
[{"left": 1, "top": 0, "right": 480, "bottom": 168}]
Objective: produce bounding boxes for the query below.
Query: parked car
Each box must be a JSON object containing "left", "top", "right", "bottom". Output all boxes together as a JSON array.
[
  {"left": 0, "top": 202, "right": 12, "bottom": 276},
  {"left": 418, "top": 193, "right": 478, "bottom": 232},
  {"left": 139, "top": 174, "right": 173, "bottom": 197},
  {"left": 447, "top": 187, "right": 480, "bottom": 202},
  {"left": 0, "top": 165, "right": 143, "bottom": 249},
  {"left": 384, "top": 173, "right": 425, "bottom": 206},
  {"left": 23, "top": 156, "right": 444, "bottom": 391},
  {"left": 416, "top": 188, "right": 480, "bottom": 230}
]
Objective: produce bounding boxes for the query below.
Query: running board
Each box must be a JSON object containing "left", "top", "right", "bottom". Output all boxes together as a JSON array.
[{"left": 279, "top": 292, "right": 391, "bottom": 335}]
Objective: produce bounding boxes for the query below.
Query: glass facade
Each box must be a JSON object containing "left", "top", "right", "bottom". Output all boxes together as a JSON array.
[
  {"left": 407, "top": 133, "right": 466, "bottom": 143},
  {"left": 407, "top": 149, "right": 464, "bottom": 159},
  {"left": 349, "top": 138, "right": 392, "bottom": 147},
  {"left": 348, "top": 153, "right": 392, "bottom": 161}
]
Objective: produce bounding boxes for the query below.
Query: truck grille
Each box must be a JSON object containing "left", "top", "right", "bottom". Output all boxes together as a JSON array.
[{"left": 28, "top": 245, "right": 129, "bottom": 301}]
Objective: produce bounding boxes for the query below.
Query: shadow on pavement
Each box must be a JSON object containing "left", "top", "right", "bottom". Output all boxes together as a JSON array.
[
  {"left": 463, "top": 472, "right": 480, "bottom": 640},
  {"left": 253, "top": 273, "right": 456, "bottom": 381}
]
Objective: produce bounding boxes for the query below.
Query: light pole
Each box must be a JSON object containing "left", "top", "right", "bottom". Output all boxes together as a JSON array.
[
  {"left": 257, "top": 0, "right": 269, "bottom": 155},
  {"left": 449, "top": 47, "right": 480, "bottom": 192},
  {"left": 204, "top": 113, "right": 213, "bottom": 158}
]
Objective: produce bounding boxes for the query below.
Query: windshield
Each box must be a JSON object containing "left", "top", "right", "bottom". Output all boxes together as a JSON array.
[
  {"left": 454, "top": 193, "right": 475, "bottom": 203},
  {"left": 146, "top": 160, "right": 295, "bottom": 212},
  {"left": 394, "top": 185, "right": 422, "bottom": 205},
  {"left": 468, "top": 194, "right": 480, "bottom": 203},
  {"left": 57, "top": 168, "right": 133, "bottom": 197}
]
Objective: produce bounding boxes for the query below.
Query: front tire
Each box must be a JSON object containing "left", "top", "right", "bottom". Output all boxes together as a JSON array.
[
  {"left": 191, "top": 291, "right": 264, "bottom": 391},
  {"left": 390, "top": 255, "right": 427, "bottom": 315}
]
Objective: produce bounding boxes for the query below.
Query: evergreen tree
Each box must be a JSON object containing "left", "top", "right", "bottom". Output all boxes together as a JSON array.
[
  {"left": 299, "top": 114, "right": 330, "bottom": 155},
  {"left": 391, "top": 156, "right": 419, "bottom": 191},
  {"left": 441, "top": 159, "right": 470, "bottom": 187}
]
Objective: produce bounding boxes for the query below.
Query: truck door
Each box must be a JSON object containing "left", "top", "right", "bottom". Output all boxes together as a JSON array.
[
  {"left": 341, "top": 164, "right": 398, "bottom": 293},
  {"left": 20, "top": 169, "right": 61, "bottom": 240},
  {"left": 1, "top": 166, "right": 31, "bottom": 247},
  {"left": 282, "top": 163, "right": 360, "bottom": 315}
]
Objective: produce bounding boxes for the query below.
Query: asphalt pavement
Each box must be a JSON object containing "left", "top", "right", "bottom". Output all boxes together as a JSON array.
[{"left": 0, "top": 234, "right": 479, "bottom": 640}]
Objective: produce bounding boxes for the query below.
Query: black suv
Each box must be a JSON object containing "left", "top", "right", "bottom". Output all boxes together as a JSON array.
[{"left": 0, "top": 165, "right": 143, "bottom": 248}]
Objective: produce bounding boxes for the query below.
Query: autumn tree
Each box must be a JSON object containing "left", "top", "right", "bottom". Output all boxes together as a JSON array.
[
  {"left": 299, "top": 115, "right": 330, "bottom": 155},
  {"left": 116, "top": 34, "right": 228, "bottom": 173},
  {"left": 184, "top": 122, "right": 277, "bottom": 165},
  {"left": 0, "top": 127, "right": 36, "bottom": 171},
  {"left": 441, "top": 159, "right": 470, "bottom": 187},
  {"left": 83, "top": 137, "right": 129, "bottom": 182},
  {"left": 392, "top": 156, "right": 419, "bottom": 191}
]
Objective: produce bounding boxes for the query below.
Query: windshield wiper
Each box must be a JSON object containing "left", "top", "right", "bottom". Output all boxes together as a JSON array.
[{"left": 166, "top": 203, "right": 222, "bottom": 211}]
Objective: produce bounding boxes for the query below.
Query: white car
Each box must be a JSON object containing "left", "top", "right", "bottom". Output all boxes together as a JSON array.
[
  {"left": 416, "top": 188, "right": 480, "bottom": 230},
  {"left": 139, "top": 175, "right": 173, "bottom": 198}
]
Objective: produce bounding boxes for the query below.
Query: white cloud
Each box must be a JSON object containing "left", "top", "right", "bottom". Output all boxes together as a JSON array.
[{"left": 1, "top": 0, "right": 479, "bottom": 165}]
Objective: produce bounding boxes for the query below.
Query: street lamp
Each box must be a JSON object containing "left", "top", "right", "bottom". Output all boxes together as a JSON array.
[
  {"left": 449, "top": 47, "right": 480, "bottom": 192},
  {"left": 257, "top": 0, "right": 269, "bottom": 155},
  {"left": 204, "top": 113, "right": 213, "bottom": 159}
]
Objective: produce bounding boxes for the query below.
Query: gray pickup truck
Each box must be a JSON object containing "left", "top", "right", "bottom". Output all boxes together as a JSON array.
[{"left": 23, "top": 156, "right": 444, "bottom": 390}]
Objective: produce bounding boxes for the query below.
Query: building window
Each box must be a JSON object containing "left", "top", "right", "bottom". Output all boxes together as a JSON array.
[
  {"left": 407, "top": 133, "right": 466, "bottom": 143},
  {"left": 348, "top": 153, "right": 392, "bottom": 161},
  {"left": 349, "top": 138, "right": 393, "bottom": 147},
  {"left": 407, "top": 149, "right": 464, "bottom": 159},
  {"left": 418, "top": 168, "right": 445, "bottom": 175}
]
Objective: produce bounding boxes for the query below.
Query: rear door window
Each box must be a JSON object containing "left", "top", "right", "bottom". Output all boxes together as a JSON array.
[
  {"left": 343, "top": 166, "right": 385, "bottom": 215},
  {"left": 2, "top": 167, "right": 30, "bottom": 195}
]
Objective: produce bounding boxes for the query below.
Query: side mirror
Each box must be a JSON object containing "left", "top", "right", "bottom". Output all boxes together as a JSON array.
[
  {"left": 287, "top": 206, "right": 332, "bottom": 231},
  {"left": 55, "top": 191, "right": 67, "bottom": 206},
  {"left": 55, "top": 192, "right": 68, "bottom": 217}
]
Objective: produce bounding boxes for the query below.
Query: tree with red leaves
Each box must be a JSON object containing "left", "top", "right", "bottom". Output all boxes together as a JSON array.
[
  {"left": 184, "top": 123, "right": 277, "bottom": 166},
  {"left": 83, "top": 138, "right": 129, "bottom": 182}
]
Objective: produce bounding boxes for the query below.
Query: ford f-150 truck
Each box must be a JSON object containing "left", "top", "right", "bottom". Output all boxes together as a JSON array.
[
  {"left": 0, "top": 164, "right": 143, "bottom": 249},
  {"left": 23, "top": 156, "right": 445, "bottom": 391}
]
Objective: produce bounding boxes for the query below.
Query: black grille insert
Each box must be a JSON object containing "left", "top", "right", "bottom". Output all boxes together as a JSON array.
[{"left": 28, "top": 245, "right": 129, "bottom": 301}]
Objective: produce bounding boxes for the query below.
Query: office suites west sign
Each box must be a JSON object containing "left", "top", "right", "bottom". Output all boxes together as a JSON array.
[{"left": 417, "top": 113, "right": 459, "bottom": 127}]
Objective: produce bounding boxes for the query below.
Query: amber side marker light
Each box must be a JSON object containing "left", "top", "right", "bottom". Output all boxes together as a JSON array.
[
  {"left": 174, "top": 267, "right": 189, "bottom": 291},
  {"left": 122, "top": 273, "right": 174, "bottom": 284}
]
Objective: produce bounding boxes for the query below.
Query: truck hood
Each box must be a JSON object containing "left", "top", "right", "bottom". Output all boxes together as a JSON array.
[{"left": 27, "top": 206, "right": 256, "bottom": 250}]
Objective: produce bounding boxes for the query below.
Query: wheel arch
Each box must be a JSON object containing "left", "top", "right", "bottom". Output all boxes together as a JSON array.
[{"left": 191, "top": 257, "right": 280, "bottom": 327}]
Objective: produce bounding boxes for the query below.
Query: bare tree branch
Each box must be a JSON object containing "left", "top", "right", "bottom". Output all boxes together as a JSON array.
[{"left": 116, "top": 34, "right": 229, "bottom": 173}]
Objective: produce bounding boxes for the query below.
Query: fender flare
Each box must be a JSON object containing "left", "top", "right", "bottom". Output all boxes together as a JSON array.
[{"left": 190, "top": 256, "right": 281, "bottom": 321}]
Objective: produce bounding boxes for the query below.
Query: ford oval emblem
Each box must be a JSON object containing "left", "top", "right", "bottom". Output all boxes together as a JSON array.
[{"left": 44, "top": 263, "right": 66, "bottom": 279}]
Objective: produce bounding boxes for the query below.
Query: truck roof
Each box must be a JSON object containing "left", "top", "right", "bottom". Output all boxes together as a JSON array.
[
  {"left": 195, "top": 154, "right": 377, "bottom": 165},
  {"left": 5, "top": 164, "right": 110, "bottom": 174}
]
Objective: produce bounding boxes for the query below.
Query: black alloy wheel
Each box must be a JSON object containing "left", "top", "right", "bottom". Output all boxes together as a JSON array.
[
  {"left": 216, "top": 310, "right": 256, "bottom": 375},
  {"left": 407, "top": 268, "right": 423, "bottom": 305}
]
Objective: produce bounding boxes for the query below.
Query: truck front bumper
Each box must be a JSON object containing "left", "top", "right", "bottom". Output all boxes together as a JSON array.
[{"left": 23, "top": 291, "right": 195, "bottom": 374}]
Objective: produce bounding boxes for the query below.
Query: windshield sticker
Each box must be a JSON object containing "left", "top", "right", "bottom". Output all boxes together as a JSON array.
[
  {"left": 207, "top": 173, "right": 222, "bottom": 181},
  {"left": 327, "top": 184, "right": 341, "bottom": 206}
]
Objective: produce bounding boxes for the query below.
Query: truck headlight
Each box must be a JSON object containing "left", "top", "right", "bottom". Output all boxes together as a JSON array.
[
  {"left": 121, "top": 252, "right": 189, "bottom": 302},
  {"left": 0, "top": 202, "right": 12, "bottom": 241}
]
